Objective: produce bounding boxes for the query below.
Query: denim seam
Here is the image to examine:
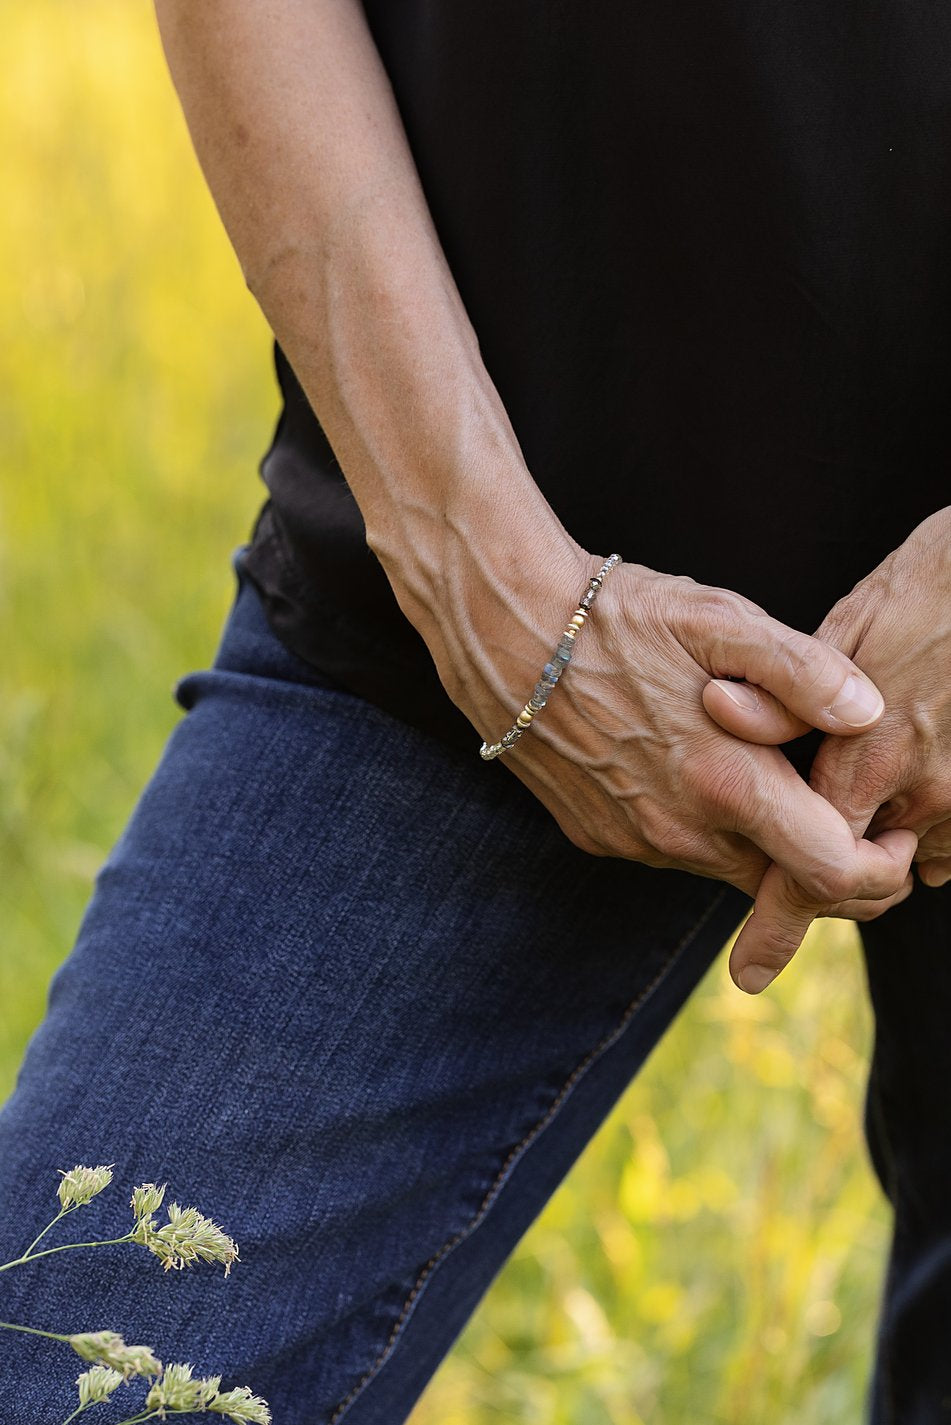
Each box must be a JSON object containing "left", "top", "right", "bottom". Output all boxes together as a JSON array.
[
  {"left": 328, "top": 885, "right": 730, "bottom": 1424},
  {"left": 878, "top": 1152, "right": 904, "bottom": 1425},
  {"left": 865, "top": 1048, "right": 902, "bottom": 1425}
]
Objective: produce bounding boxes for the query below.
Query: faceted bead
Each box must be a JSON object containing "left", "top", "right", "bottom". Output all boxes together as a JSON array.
[{"left": 543, "top": 662, "right": 562, "bottom": 680}]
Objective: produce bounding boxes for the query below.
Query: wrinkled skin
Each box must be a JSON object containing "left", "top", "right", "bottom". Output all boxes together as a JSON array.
[
  {"left": 457, "top": 555, "right": 916, "bottom": 981},
  {"left": 704, "top": 506, "right": 951, "bottom": 991}
]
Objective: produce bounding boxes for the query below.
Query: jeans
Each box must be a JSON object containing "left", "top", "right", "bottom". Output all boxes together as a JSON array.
[{"left": 0, "top": 552, "right": 946, "bottom": 1424}]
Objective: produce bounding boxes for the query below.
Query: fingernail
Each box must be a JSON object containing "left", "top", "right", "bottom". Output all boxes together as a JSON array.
[
  {"left": 737, "top": 964, "right": 778, "bottom": 994},
  {"left": 829, "top": 675, "right": 884, "bottom": 728},
  {"left": 712, "top": 679, "right": 760, "bottom": 712},
  {"left": 920, "top": 866, "right": 951, "bottom": 888}
]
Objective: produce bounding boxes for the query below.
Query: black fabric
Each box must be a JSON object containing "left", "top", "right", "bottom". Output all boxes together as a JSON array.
[{"left": 240, "top": 0, "right": 951, "bottom": 756}]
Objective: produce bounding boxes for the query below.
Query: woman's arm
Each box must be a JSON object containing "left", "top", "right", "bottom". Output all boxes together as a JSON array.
[
  {"left": 153, "top": 0, "right": 577, "bottom": 665},
  {"left": 154, "top": 0, "right": 916, "bottom": 975}
]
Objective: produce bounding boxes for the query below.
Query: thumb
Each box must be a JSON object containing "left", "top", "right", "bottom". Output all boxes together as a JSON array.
[
  {"left": 692, "top": 612, "right": 884, "bottom": 736},
  {"left": 702, "top": 678, "right": 811, "bottom": 744}
]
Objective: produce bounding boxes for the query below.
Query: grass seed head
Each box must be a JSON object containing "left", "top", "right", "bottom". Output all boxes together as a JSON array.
[
  {"left": 56, "top": 1164, "right": 114, "bottom": 1209},
  {"left": 69, "top": 1330, "right": 162, "bottom": 1380},
  {"left": 76, "top": 1365, "right": 124, "bottom": 1405}
]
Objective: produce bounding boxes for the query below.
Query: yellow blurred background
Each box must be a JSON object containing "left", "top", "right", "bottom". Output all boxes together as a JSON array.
[{"left": 0, "top": 4, "right": 890, "bottom": 1421}]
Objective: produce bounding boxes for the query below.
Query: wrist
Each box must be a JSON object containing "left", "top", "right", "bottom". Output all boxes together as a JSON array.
[{"left": 411, "top": 510, "right": 593, "bottom": 742}]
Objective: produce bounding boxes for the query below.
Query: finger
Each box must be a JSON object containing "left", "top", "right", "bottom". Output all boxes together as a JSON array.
[
  {"left": 918, "top": 856, "right": 951, "bottom": 889},
  {"left": 702, "top": 678, "right": 811, "bottom": 745},
  {"left": 828, "top": 878, "right": 916, "bottom": 921},
  {"left": 729, "top": 746, "right": 913, "bottom": 905},
  {"left": 807, "top": 737, "right": 896, "bottom": 841},
  {"left": 915, "top": 820, "right": 951, "bottom": 862},
  {"left": 729, "top": 828, "right": 917, "bottom": 994},
  {"left": 692, "top": 606, "right": 885, "bottom": 733}
]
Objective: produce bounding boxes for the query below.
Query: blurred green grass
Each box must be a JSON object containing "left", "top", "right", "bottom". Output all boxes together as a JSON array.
[{"left": 0, "top": 5, "right": 889, "bottom": 1422}]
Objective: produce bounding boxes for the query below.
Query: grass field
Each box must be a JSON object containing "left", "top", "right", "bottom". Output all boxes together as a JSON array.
[{"left": 0, "top": 5, "right": 890, "bottom": 1421}]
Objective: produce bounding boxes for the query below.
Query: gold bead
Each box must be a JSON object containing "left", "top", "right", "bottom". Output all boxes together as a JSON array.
[
  {"left": 569, "top": 615, "right": 585, "bottom": 630},
  {"left": 516, "top": 711, "right": 533, "bottom": 729},
  {"left": 562, "top": 626, "right": 577, "bottom": 639}
]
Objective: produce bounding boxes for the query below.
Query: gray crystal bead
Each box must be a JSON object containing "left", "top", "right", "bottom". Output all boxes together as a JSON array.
[
  {"left": 543, "top": 662, "right": 561, "bottom": 680},
  {"left": 532, "top": 684, "right": 550, "bottom": 702}
]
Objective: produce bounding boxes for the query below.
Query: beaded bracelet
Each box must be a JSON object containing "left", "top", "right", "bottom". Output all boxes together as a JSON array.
[{"left": 479, "top": 553, "right": 622, "bottom": 761}]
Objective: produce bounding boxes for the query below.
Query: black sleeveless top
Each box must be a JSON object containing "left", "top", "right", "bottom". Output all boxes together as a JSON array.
[{"left": 239, "top": 0, "right": 951, "bottom": 755}]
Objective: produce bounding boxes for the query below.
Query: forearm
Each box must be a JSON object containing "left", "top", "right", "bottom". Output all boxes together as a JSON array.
[{"left": 153, "top": 0, "right": 580, "bottom": 661}]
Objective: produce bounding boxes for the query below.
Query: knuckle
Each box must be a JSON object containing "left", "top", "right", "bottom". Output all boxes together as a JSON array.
[
  {"left": 696, "top": 587, "right": 748, "bottom": 627},
  {"left": 693, "top": 589, "right": 750, "bottom": 663},
  {"left": 816, "top": 591, "right": 868, "bottom": 653},
  {"left": 809, "top": 855, "right": 905, "bottom": 905},
  {"left": 773, "top": 629, "right": 840, "bottom": 697},
  {"left": 798, "top": 861, "right": 854, "bottom": 905}
]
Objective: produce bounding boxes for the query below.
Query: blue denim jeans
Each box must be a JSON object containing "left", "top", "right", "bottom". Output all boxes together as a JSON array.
[{"left": 0, "top": 553, "right": 946, "bottom": 1424}]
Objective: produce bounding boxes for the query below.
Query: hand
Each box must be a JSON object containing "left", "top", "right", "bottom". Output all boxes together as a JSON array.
[
  {"left": 449, "top": 551, "right": 914, "bottom": 970},
  {"left": 703, "top": 506, "right": 951, "bottom": 991}
]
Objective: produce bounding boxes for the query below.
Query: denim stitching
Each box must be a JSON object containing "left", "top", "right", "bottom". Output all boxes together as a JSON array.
[
  {"left": 329, "top": 886, "right": 731, "bottom": 1423},
  {"left": 865, "top": 1032, "right": 902, "bottom": 1425}
]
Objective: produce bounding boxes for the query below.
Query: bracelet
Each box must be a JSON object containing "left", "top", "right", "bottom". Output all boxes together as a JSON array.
[{"left": 479, "top": 553, "right": 622, "bottom": 761}]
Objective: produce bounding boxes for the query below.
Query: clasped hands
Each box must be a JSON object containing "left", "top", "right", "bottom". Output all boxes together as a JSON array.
[
  {"left": 705, "top": 505, "right": 951, "bottom": 993},
  {"left": 505, "top": 508, "right": 950, "bottom": 996}
]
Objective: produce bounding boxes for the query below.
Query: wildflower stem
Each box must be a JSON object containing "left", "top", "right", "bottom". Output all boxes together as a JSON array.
[
  {"left": 59, "top": 1406, "right": 88, "bottom": 1424},
  {"left": 0, "top": 1235, "right": 134, "bottom": 1273},
  {"left": 0, "top": 1319, "right": 71, "bottom": 1344},
  {"left": 20, "top": 1206, "right": 70, "bottom": 1260}
]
